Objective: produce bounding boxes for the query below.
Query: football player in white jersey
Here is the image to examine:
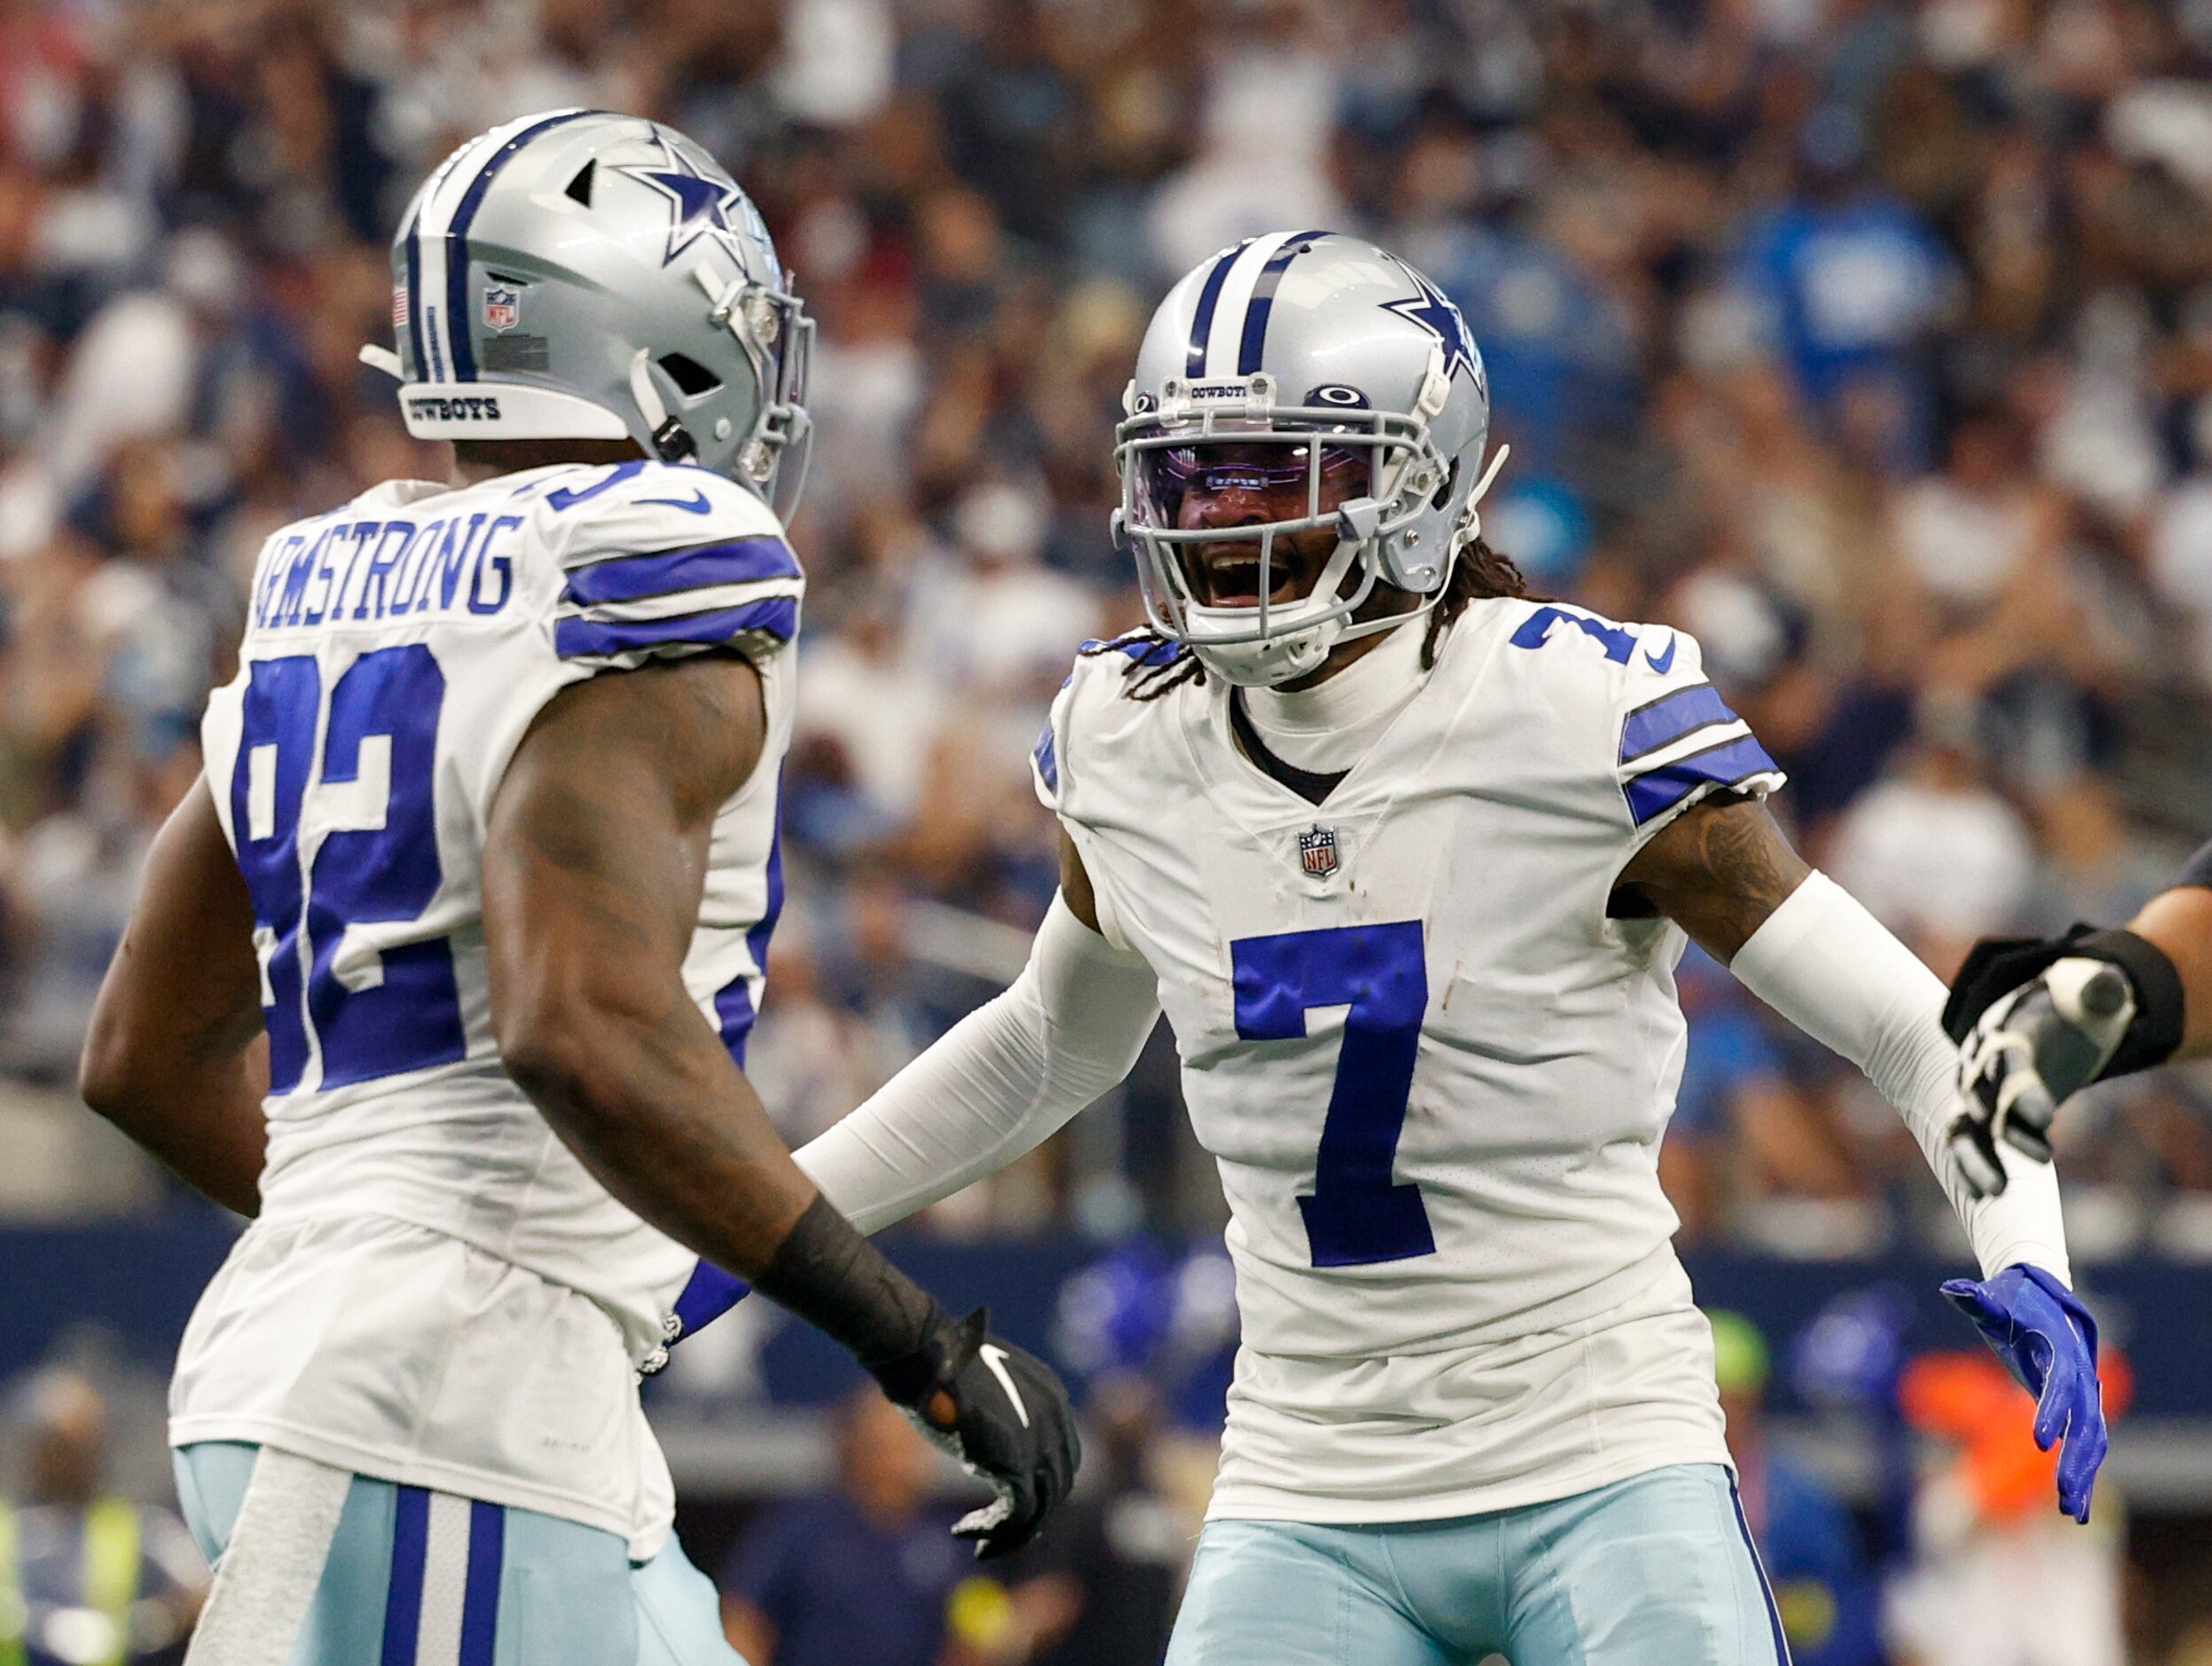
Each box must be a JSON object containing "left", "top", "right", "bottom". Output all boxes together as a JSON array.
[
  {"left": 779, "top": 232, "right": 2107, "bottom": 1664},
  {"left": 77, "top": 112, "right": 1076, "bottom": 1666}
]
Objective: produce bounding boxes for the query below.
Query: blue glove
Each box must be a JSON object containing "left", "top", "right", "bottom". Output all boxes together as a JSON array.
[{"left": 1940, "top": 1263, "right": 2107, "bottom": 1523}]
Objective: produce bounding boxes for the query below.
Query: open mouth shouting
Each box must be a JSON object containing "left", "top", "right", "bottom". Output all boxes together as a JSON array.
[{"left": 1191, "top": 537, "right": 1330, "bottom": 609}]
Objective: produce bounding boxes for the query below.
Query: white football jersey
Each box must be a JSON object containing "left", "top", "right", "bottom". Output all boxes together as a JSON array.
[
  {"left": 171, "top": 460, "right": 800, "bottom": 1554},
  {"left": 1034, "top": 598, "right": 1785, "bottom": 1523}
]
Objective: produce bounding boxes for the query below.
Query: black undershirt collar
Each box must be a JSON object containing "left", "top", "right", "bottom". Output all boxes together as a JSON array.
[{"left": 1227, "top": 690, "right": 1349, "bottom": 807}]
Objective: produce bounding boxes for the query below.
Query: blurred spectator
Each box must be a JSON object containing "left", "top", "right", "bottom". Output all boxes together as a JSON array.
[
  {"left": 1827, "top": 712, "right": 2037, "bottom": 974},
  {"left": 1884, "top": 1347, "right": 2134, "bottom": 1666},
  {"left": 1730, "top": 107, "right": 1958, "bottom": 471},
  {"left": 1712, "top": 1311, "right": 1881, "bottom": 1666},
  {"left": 2149, "top": 395, "right": 2212, "bottom": 687},
  {"left": 719, "top": 1388, "right": 974, "bottom": 1666},
  {"left": 997, "top": 1376, "right": 1186, "bottom": 1666},
  {"left": 2, "top": 1370, "right": 206, "bottom": 1666},
  {"left": 1663, "top": 950, "right": 1864, "bottom": 1244}
]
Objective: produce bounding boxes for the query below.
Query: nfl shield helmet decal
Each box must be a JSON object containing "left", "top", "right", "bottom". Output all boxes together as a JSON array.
[
  {"left": 1298, "top": 824, "right": 1340, "bottom": 880},
  {"left": 482, "top": 283, "right": 521, "bottom": 334}
]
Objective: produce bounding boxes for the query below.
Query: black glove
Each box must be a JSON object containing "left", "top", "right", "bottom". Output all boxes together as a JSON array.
[
  {"left": 867, "top": 1303, "right": 1081, "bottom": 1560},
  {"left": 1941, "top": 926, "right": 2184, "bottom": 1198}
]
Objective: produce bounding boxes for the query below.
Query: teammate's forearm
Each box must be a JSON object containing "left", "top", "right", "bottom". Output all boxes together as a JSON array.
[
  {"left": 1730, "top": 871, "right": 2073, "bottom": 1282},
  {"left": 2128, "top": 882, "right": 2212, "bottom": 1061},
  {"left": 506, "top": 981, "right": 827, "bottom": 1270},
  {"left": 795, "top": 984, "right": 1063, "bottom": 1236},
  {"left": 796, "top": 892, "right": 1159, "bottom": 1235},
  {"left": 506, "top": 989, "right": 948, "bottom": 1364}
]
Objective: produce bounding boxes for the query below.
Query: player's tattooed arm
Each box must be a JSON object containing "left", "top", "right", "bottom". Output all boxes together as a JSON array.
[
  {"left": 1612, "top": 792, "right": 1812, "bottom": 963},
  {"left": 82, "top": 778, "right": 270, "bottom": 1216}
]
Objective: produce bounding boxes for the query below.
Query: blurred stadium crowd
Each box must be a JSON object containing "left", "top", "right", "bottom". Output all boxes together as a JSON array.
[{"left": 4, "top": 0, "right": 2212, "bottom": 1272}]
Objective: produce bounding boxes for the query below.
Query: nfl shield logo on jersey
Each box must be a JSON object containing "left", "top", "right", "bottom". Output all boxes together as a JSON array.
[
  {"left": 1298, "top": 825, "right": 1339, "bottom": 880},
  {"left": 482, "top": 284, "right": 521, "bottom": 333}
]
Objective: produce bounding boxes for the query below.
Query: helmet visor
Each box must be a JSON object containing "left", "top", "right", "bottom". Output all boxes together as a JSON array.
[{"left": 1128, "top": 436, "right": 1371, "bottom": 609}]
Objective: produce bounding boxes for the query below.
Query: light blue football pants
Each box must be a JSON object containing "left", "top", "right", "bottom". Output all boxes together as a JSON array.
[
  {"left": 1165, "top": 1463, "right": 1789, "bottom": 1666},
  {"left": 175, "top": 1442, "right": 743, "bottom": 1666}
]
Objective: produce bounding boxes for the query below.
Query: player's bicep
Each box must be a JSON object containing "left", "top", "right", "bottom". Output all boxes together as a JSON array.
[
  {"left": 1617, "top": 791, "right": 1812, "bottom": 963},
  {"left": 482, "top": 656, "right": 766, "bottom": 1032}
]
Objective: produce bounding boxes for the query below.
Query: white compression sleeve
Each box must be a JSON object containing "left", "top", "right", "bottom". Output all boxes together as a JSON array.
[
  {"left": 793, "top": 892, "right": 1163, "bottom": 1235},
  {"left": 1729, "top": 870, "right": 2072, "bottom": 1284}
]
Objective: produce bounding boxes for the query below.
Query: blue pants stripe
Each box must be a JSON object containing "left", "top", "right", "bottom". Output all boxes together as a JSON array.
[
  {"left": 381, "top": 1485, "right": 431, "bottom": 1666},
  {"left": 1728, "top": 1477, "right": 1792, "bottom": 1665},
  {"left": 459, "top": 1499, "right": 505, "bottom": 1665}
]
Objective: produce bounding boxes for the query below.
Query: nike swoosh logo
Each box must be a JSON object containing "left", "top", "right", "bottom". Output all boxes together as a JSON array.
[
  {"left": 636, "top": 489, "right": 713, "bottom": 515},
  {"left": 1643, "top": 633, "right": 1676, "bottom": 674},
  {"left": 978, "top": 1343, "right": 1030, "bottom": 1428}
]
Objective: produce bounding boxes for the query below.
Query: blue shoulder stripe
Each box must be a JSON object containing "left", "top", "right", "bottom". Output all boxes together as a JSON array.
[
  {"left": 1620, "top": 681, "right": 1737, "bottom": 765},
  {"left": 1032, "top": 722, "right": 1060, "bottom": 793},
  {"left": 1625, "top": 733, "right": 1778, "bottom": 826},
  {"left": 555, "top": 595, "right": 796, "bottom": 660},
  {"left": 561, "top": 537, "right": 799, "bottom": 606},
  {"left": 1079, "top": 634, "right": 1182, "bottom": 668}
]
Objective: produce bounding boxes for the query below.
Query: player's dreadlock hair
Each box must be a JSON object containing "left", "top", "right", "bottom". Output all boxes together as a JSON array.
[
  {"left": 1419, "top": 534, "right": 1540, "bottom": 668},
  {"left": 1086, "top": 534, "right": 1540, "bottom": 701}
]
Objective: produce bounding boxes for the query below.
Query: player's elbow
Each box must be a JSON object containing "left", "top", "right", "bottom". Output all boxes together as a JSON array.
[
  {"left": 77, "top": 1003, "right": 150, "bottom": 1126},
  {"left": 498, "top": 1003, "right": 601, "bottom": 1114},
  {"left": 494, "top": 974, "right": 654, "bottom": 1125}
]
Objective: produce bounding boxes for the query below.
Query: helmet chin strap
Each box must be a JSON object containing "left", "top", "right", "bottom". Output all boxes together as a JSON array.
[
  {"left": 1191, "top": 614, "right": 1344, "bottom": 688},
  {"left": 1455, "top": 443, "right": 1511, "bottom": 547}
]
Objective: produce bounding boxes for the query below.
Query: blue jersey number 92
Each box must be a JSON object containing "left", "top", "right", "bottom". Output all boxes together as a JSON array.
[{"left": 231, "top": 645, "right": 466, "bottom": 1091}]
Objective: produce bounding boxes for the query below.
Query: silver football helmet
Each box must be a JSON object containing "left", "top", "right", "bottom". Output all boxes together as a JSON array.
[
  {"left": 1114, "top": 232, "right": 1505, "bottom": 687},
  {"left": 363, "top": 110, "right": 814, "bottom": 518}
]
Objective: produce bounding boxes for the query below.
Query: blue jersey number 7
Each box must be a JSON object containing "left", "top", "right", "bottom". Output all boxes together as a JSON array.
[{"left": 1230, "top": 922, "right": 1435, "bottom": 1268}]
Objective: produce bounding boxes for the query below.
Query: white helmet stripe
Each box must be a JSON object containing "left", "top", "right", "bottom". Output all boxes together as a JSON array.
[{"left": 1202, "top": 229, "right": 1300, "bottom": 378}]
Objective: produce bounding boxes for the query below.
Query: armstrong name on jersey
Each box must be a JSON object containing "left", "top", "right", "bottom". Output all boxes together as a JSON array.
[
  {"left": 172, "top": 460, "right": 800, "bottom": 1558},
  {"left": 1032, "top": 601, "right": 1785, "bottom": 1524}
]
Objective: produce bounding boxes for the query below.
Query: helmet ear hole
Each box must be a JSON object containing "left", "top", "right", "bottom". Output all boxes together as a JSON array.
[
  {"left": 658, "top": 353, "right": 722, "bottom": 397},
  {"left": 1432, "top": 459, "right": 1457, "bottom": 511},
  {"left": 564, "top": 160, "right": 596, "bottom": 206}
]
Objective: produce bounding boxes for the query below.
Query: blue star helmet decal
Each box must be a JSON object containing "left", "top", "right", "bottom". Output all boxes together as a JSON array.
[
  {"left": 1380, "top": 259, "right": 1485, "bottom": 395},
  {"left": 617, "top": 131, "right": 747, "bottom": 269}
]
